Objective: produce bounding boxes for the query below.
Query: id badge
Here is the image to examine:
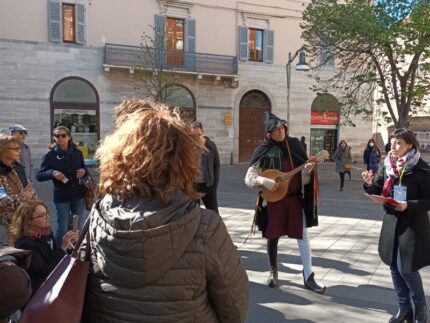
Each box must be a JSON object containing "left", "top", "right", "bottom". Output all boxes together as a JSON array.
[
  {"left": 394, "top": 185, "right": 407, "bottom": 201},
  {"left": 0, "top": 186, "right": 8, "bottom": 200}
]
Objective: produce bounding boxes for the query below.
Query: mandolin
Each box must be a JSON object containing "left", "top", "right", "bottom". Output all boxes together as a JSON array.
[{"left": 260, "top": 150, "right": 329, "bottom": 202}]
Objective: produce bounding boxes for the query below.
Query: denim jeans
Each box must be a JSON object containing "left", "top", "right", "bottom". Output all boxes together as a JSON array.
[
  {"left": 390, "top": 248, "right": 426, "bottom": 310},
  {"left": 54, "top": 198, "right": 85, "bottom": 245}
]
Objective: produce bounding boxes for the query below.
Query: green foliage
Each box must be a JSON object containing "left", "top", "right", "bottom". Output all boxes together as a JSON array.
[{"left": 301, "top": 0, "right": 430, "bottom": 128}]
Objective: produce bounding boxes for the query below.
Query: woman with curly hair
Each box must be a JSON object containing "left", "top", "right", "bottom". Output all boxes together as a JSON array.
[
  {"left": 9, "top": 200, "right": 78, "bottom": 294},
  {"left": 83, "top": 100, "right": 248, "bottom": 323}
]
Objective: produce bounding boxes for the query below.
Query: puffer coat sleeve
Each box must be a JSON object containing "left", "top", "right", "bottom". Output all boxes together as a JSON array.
[{"left": 203, "top": 211, "right": 249, "bottom": 323}]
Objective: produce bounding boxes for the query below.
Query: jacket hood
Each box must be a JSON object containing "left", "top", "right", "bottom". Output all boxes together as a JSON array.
[{"left": 90, "top": 192, "right": 201, "bottom": 287}]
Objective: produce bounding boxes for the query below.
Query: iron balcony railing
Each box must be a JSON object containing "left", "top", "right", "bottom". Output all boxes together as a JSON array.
[{"left": 104, "top": 43, "right": 238, "bottom": 75}]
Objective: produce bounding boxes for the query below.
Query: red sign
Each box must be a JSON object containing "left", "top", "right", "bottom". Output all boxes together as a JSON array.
[{"left": 311, "top": 111, "right": 339, "bottom": 125}]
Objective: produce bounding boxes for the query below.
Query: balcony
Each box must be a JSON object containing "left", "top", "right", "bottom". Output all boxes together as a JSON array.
[{"left": 103, "top": 43, "right": 238, "bottom": 78}]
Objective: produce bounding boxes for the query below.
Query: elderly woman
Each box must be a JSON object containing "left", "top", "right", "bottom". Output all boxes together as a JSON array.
[
  {"left": 36, "top": 126, "right": 87, "bottom": 244},
  {"left": 9, "top": 200, "right": 78, "bottom": 294},
  {"left": 0, "top": 135, "right": 36, "bottom": 242},
  {"left": 83, "top": 100, "right": 248, "bottom": 323},
  {"left": 362, "top": 129, "right": 430, "bottom": 323}
]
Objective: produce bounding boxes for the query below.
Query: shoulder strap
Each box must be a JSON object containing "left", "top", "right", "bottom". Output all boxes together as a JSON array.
[{"left": 71, "top": 214, "right": 91, "bottom": 259}]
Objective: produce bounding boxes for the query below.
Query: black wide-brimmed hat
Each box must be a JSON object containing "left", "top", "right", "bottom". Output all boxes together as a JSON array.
[{"left": 263, "top": 112, "right": 287, "bottom": 133}]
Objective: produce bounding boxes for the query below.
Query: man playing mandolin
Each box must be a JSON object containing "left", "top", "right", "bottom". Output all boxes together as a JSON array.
[{"left": 244, "top": 112, "right": 326, "bottom": 293}]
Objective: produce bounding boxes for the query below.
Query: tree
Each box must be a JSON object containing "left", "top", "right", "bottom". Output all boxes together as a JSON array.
[
  {"left": 301, "top": 0, "right": 430, "bottom": 128},
  {"left": 139, "top": 22, "right": 179, "bottom": 103}
]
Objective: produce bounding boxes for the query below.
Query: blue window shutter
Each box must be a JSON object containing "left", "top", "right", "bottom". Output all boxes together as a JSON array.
[
  {"left": 76, "top": 3, "right": 86, "bottom": 44},
  {"left": 154, "top": 14, "right": 166, "bottom": 69},
  {"left": 239, "top": 26, "right": 248, "bottom": 61},
  {"left": 185, "top": 18, "right": 196, "bottom": 71},
  {"left": 264, "top": 29, "right": 274, "bottom": 64},
  {"left": 48, "top": 0, "right": 62, "bottom": 43},
  {"left": 185, "top": 18, "right": 196, "bottom": 52}
]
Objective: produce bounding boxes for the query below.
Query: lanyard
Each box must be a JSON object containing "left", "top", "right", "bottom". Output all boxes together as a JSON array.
[{"left": 398, "top": 161, "right": 408, "bottom": 185}]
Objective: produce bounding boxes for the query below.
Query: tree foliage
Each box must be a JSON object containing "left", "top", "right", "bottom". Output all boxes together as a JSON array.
[
  {"left": 301, "top": 0, "right": 430, "bottom": 127},
  {"left": 139, "top": 23, "right": 179, "bottom": 103}
]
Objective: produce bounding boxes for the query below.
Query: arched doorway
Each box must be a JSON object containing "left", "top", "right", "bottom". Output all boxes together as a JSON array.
[
  {"left": 163, "top": 84, "right": 196, "bottom": 122},
  {"left": 310, "top": 93, "right": 340, "bottom": 157},
  {"left": 50, "top": 77, "right": 100, "bottom": 161},
  {"left": 239, "top": 90, "right": 271, "bottom": 162}
]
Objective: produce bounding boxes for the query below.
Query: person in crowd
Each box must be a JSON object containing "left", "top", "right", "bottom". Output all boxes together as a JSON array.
[
  {"left": 83, "top": 101, "right": 248, "bottom": 323},
  {"left": 9, "top": 200, "right": 78, "bottom": 294},
  {"left": 363, "top": 138, "right": 381, "bottom": 175},
  {"left": 36, "top": 126, "right": 87, "bottom": 244},
  {"left": 333, "top": 140, "right": 353, "bottom": 191},
  {"left": 244, "top": 112, "right": 325, "bottom": 293},
  {"left": 300, "top": 136, "right": 307, "bottom": 152},
  {"left": 9, "top": 125, "right": 33, "bottom": 182},
  {"left": 362, "top": 128, "right": 430, "bottom": 323},
  {"left": 191, "top": 121, "right": 220, "bottom": 213},
  {"left": 385, "top": 135, "right": 393, "bottom": 154},
  {"left": 0, "top": 135, "right": 36, "bottom": 242},
  {"left": 0, "top": 244, "right": 32, "bottom": 323}
]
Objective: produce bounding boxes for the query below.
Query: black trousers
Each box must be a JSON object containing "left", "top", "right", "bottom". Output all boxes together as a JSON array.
[
  {"left": 196, "top": 184, "right": 219, "bottom": 213},
  {"left": 339, "top": 172, "right": 346, "bottom": 188}
]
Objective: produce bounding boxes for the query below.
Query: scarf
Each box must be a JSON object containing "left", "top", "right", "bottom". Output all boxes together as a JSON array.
[
  {"left": 381, "top": 148, "right": 421, "bottom": 197},
  {"left": 23, "top": 226, "right": 53, "bottom": 240}
]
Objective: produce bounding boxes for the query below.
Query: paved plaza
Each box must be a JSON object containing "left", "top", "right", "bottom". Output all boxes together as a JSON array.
[{"left": 34, "top": 161, "right": 430, "bottom": 323}]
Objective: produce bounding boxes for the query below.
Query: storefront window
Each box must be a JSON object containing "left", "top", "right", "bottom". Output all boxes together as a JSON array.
[{"left": 51, "top": 78, "right": 99, "bottom": 163}]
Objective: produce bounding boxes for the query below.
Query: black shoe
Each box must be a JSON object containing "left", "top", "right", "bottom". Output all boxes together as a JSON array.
[
  {"left": 303, "top": 271, "right": 326, "bottom": 294},
  {"left": 389, "top": 308, "right": 413, "bottom": 323},
  {"left": 268, "top": 267, "right": 278, "bottom": 288},
  {"left": 414, "top": 305, "right": 427, "bottom": 323}
]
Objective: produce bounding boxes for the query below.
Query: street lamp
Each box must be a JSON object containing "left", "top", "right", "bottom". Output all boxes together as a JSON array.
[{"left": 286, "top": 48, "right": 310, "bottom": 126}]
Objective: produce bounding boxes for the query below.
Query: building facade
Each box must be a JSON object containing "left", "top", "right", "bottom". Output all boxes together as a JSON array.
[{"left": 0, "top": 0, "right": 372, "bottom": 164}]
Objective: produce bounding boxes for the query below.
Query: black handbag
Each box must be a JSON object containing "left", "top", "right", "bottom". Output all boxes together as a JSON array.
[{"left": 254, "top": 192, "right": 268, "bottom": 232}]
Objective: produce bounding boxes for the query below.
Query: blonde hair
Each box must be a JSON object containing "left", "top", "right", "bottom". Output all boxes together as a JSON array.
[
  {"left": 9, "top": 200, "right": 49, "bottom": 245},
  {"left": 0, "top": 135, "right": 20, "bottom": 162},
  {"left": 113, "top": 99, "right": 155, "bottom": 128},
  {"left": 97, "top": 100, "right": 203, "bottom": 202}
]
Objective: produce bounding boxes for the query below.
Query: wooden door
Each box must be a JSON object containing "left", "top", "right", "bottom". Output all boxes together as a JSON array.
[
  {"left": 166, "top": 18, "right": 184, "bottom": 67},
  {"left": 239, "top": 106, "right": 270, "bottom": 162}
]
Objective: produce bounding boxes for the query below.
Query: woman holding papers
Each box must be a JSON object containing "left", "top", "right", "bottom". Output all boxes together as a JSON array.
[{"left": 362, "top": 128, "right": 430, "bottom": 323}]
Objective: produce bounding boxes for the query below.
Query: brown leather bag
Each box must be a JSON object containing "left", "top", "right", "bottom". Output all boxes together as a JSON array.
[{"left": 19, "top": 217, "right": 91, "bottom": 323}]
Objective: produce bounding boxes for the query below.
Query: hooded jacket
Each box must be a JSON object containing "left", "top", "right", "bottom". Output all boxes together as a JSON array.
[{"left": 83, "top": 193, "right": 249, "bottom": 323}]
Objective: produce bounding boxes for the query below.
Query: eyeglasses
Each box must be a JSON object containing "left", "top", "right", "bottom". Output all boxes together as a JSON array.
[
  {"left": 32, "top": 213, "right": 49, "bottom": 220},
  {"left": 6, "top": 147, "right": 21, "bottom": 151},
  {"left": 54, "top": 133, "right": 68, "bottom": 138}
]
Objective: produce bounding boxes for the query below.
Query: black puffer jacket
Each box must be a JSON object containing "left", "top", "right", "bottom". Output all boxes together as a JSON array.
[{"left": 83, "top": 193, "right": 249, "bottom": 323}]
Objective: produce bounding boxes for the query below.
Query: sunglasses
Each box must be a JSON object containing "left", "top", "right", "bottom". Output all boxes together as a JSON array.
[
  {"left": 54, "top": 133, "right": 68, "bottom": 138},
  {"left": 32, "top": 212, "right": 49, "bottom": 220}
]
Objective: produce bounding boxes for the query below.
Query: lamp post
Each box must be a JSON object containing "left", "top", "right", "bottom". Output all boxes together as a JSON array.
[{"left": 286, "top": 48, "right": 310, "bottom": 126}]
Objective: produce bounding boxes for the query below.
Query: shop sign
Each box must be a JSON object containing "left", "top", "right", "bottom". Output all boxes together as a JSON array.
[
  {"left": 311, "top": 111, "right": 339, "bottom": 125},
  {"left": 55, "top": 108, "right": 96, "bottom": 116}
]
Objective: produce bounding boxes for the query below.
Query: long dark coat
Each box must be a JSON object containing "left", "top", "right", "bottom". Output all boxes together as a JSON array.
[{"left": 364, "top": 158, "right": 430, "bottom": 272}]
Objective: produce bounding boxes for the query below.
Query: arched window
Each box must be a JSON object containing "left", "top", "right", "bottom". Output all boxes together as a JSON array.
[
  {"left": 163, "top": 84, "right": 196, "bottom": 121},
  {"left": 239, "top": 90, "right": 271, "bottom": 108},
  {"left": 50, "top": 77, "right": 99, "bottom": 161}
]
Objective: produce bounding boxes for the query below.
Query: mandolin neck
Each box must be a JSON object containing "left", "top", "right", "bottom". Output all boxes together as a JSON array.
[{"left": 278, "top": 162, "right": 307, "bottom": 182}]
